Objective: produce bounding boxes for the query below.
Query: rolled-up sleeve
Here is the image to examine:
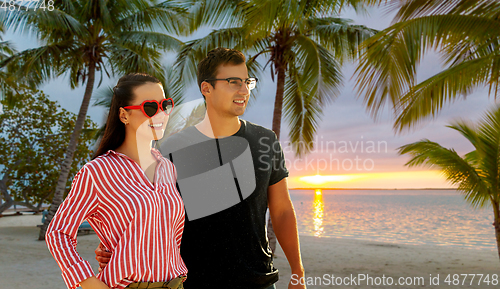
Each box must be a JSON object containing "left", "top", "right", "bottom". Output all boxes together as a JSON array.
[{"left": 46, "top": 166, "right": 99, "bottom": 289}]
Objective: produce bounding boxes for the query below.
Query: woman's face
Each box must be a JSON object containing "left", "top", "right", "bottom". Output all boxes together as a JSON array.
[{"left": 123, "top": 82, "right": 169, "bottom": 141}]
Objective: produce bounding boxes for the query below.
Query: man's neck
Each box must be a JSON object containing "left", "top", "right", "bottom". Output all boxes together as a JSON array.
[{"left": 195, "top": 112, "right": 241, "bottom": 138}]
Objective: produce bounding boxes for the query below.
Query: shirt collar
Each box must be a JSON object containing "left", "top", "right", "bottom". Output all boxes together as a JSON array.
[{"left": 105, "top": 149, "right": 163, "bottom": 161}]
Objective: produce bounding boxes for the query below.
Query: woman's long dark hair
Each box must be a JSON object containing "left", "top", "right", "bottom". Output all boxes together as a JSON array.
[{"left": 93, "top": 73, "right": 162, "bottom": 159}]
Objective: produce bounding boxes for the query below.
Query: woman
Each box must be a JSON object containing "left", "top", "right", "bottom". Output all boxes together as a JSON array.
[{"left": 46, "top": 73, "right": 187, "bottom": 289}]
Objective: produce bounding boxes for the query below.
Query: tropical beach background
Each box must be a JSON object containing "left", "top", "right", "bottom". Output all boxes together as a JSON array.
[{"left": 1, "top": 0, "right": 500, "bottom": 288}]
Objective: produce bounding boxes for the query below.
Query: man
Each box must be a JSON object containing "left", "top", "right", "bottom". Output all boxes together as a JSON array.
[{"left": 96, "top": 48, "right": 305, "bottom": 289}]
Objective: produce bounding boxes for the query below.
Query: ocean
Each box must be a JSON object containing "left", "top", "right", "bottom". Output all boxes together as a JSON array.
[{"left": 289, "top": 189, "right": 496, "bottom": 250}]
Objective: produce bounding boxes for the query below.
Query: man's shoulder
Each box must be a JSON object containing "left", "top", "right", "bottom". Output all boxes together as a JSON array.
[
  {"left": 164, "top": 126, "right": 199, "bottom": 142},
  {"left": 241, "top": 119, "right": 276, "bottom": 139}
]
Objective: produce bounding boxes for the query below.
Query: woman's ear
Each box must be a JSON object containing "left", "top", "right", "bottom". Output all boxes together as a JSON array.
[{"left": 119, "top": 107, "right": 130, "bottom": 125}]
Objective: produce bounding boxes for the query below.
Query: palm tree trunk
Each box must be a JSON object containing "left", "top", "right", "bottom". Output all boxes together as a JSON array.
[
  {"left": 267, "top": 63, "right": 287, "bottom": 254},
  {"left": 493, "top": 200, "right": 500, "bottom": 261},
  {"left": 0, "top": 160, "right": 21, "bottom": 214},
  {"left": 271, "top": 64, "right": 286, "bottom": 139},
  {"left": 38, "top": 62, "right": 96, "bottom": 241}
]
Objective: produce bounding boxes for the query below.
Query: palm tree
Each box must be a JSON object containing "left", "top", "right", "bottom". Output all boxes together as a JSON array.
[
  {"left": 0, "top": 0, "right": 188, "bottom": 240},
  {"left": 0, "top": 21, "right": 18, "bottom": 102},
  {"left": 176, "top": 0, "right": 378, "bottom": 253},
  {"left": 398, "top": 104, "right": 500, "bottom": 261},
  {"left": 178, "top": 0, "right": 378, "bottom": 154},
  {"left": 355, "top": 0, "right": 500, "bottom": 132}
]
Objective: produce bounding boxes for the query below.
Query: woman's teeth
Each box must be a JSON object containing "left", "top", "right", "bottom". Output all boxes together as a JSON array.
[
  {"left": 234, "top": 100, "right": 244, "bottom": 103},
  {"left": 149, "top": 123, "right": 162, "bottom": 128}
]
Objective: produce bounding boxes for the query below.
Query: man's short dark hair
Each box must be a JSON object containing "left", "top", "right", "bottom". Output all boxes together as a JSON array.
[{"left": 197, "top": 48, "right": 246, "bottom": 97}]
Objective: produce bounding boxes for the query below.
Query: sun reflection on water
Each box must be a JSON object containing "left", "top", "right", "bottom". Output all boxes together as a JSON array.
[{"left": 313, "top": 189, "right": 324, "bottom": 237}]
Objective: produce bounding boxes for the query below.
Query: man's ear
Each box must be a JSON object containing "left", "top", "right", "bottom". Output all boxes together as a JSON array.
[
  {"left": 119, "top": 107, "right": 130, "bottom": 125},
  {"left": 200, "top": 81, "right": 212, "bottom": 99}
]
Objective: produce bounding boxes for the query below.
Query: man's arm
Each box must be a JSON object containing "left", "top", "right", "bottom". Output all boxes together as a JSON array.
[
  {"left": 95, "top": 242, "right": 112, "bottom": 272},
  {"left": 268, "top": 178, "right": 306, "bottom": 288},
  {"left": 80, "top": 276, "right": 110, "bottom": 289}
]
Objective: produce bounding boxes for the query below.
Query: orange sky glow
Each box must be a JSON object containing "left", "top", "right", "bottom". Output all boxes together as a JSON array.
[{"left": 288, "top": 170, "right": 453, "bottom": 189}]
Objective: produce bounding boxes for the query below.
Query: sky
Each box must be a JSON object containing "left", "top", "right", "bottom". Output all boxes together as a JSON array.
[{"left": 3, "top": 3, "right": 497, "bottom": 189}]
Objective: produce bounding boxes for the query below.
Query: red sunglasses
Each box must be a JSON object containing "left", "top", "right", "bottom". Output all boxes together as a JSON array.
[{"left": 123, "top": 98, "right": 174, "bottom": 118}]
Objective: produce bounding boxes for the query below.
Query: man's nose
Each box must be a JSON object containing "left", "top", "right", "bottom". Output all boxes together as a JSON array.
[{"left": 238, "top": 82, "right": 250, "bottom": 95}]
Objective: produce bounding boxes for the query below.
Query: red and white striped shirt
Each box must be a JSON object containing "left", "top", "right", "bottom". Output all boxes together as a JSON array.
[{"left": 46, "top": 149, "right": 187, "bottom": 289}]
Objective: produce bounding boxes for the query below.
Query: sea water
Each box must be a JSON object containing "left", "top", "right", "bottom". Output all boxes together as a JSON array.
[{"left": 290, "top": 189, "right": 495, "bottom": 250}]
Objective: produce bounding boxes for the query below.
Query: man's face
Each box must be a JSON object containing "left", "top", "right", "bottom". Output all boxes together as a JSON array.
[{"left": 206, "top": 63, "right": 250, "bottom": 117}]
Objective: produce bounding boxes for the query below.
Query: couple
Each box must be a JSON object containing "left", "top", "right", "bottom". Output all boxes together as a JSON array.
[{"left": 46, "top": 48, "right": 306, "bottom": 289}]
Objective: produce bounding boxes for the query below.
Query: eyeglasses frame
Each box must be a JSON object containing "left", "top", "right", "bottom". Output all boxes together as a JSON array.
[
  {"left": 203, "top": 77, "right": 258, "bottom": 91},
  {"left": 123, "top": 98, "right": 174, "bottom": 118}
]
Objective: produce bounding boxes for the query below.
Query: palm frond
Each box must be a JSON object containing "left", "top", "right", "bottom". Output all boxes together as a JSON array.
[
  {"left": 394, "top": 53, "right": 500, "bottom": 131},
  {"left": 391, "top": 0, "right": 500, "bottom": 21},
  {"left": 0, "top": 70, "right": 22, "bottom": 102},
  {"left": 475, "top": 106, "right": 500, "bottom": 192},
  {"left": 0, "top": 40, "right": 16, "bottom": 60},
  {"left": 54, "top": 0, "right": 79, "bottom": 17},
  {"left": 284, "top": 72, "right": 324, "bottom": 156},
  {"left": 293, "top": 35, "right": 320, "bottom": 89},
  {"left": 284, "top": 39, "right": 342, "bottom": 156},
  {"left": 92, "top": 85, "right": 113, "bottom": 108},
  {"left": 163, "top": 65, "right": 185, "bottom": 106},
  {"left": 115, "top": 1, "right": 188, "bottom": 35},
  {"left": 338, "top": 0, "right": 383, "bottom": 11},
  {"left": 300, "top": 0, "right": 346, "bottom": 17},
  {"left": 308, "top": 16, "right": 378, "bottom": 61},
  {"left": 398, "top": 140, "right": 490, "bottom": 208},
  {"left": 284, "top": 64, "right": 318, "bottom": 156},
  {"left": 114, "top": 31, "right": 183, "bottom": 51},
  {"left": 447, "top": 121, "right": 481, "bottom": 153},
  {"left": 355, "top": 13, "right": 500, "bottom": 123},
  {"left": 293, "top": 34, "right": 342, "bottom": 100},
  {"left": 186, "top": 0, "right": 245, "bottom": 31},
  {"left": 0, "top": 40, "right": 77, "bottom": 87},
  {"left": 245, "top": 56, "right": 263, "bottom": 104},
  {"left": 108, "top": 42, "right": 165, "bottom": 83},
  {"left": 161, "top": 100, "right": 205, "bottom": 140},
  {"left": 1, "top": 4, "right": 88, "bottom": 40},
  {"left": 174, "top": 27, "right": 249, "bottom": 84},
  {"left": 243, "top": 0, "right": 286, "bottom": 33},
  {"left": 64, "top": 47, "right": 86, "bottom": 89}
]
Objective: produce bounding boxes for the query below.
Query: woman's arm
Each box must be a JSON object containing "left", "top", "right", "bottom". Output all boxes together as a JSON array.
[{"left": 46, "top": 166, "right": 100, "bottom": 289}]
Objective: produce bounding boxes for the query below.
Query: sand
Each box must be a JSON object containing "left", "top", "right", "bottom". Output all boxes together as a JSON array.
[{"left": 0, "top": 214, "right": 498, "bottom": 289}]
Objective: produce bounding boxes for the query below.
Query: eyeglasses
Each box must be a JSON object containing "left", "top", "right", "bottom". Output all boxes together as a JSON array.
[
  {"left": 204, "top": 77, "right": 258, "bottom": 91},
  {"left": 123, "top": 98, "right": 174, "bottom": 118}
]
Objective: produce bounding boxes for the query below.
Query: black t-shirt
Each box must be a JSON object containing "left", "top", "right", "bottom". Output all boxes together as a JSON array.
[{"left": 159, "top": 119, "right": 289, "bottom": 288}]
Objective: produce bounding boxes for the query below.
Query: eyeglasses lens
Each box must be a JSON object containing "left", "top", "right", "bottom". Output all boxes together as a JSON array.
[
  {"left": 228, "top": 78, "right": 257, "bottom": 91},
  {"left": 144, "top": 102, "right": 159, "bottom": 117},
  {"left": 246, "top": 79, "right": 256, "bottom": 90},
  {"left": 161, "top": 99, "right": 173, "bottom": 115}
]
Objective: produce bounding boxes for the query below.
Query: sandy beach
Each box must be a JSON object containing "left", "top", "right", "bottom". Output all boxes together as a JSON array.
[{"left": 1, "top": 214, "right": 498, "bottom": 289}]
